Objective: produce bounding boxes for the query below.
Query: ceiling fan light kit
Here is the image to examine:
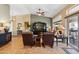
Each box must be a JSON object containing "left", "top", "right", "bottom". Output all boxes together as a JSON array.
[{"left": 36, "top": 8, "right": 45, "bottom": 16}]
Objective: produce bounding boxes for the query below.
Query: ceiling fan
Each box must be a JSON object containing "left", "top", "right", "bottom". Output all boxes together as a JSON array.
[{"left": 36, "top": 9, "right": 45, "bottom": 16}]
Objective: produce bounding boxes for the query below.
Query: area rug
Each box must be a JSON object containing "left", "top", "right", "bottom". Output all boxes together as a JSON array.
[{"left": 62, "top": 48, "right": 79, "bottom": 54}]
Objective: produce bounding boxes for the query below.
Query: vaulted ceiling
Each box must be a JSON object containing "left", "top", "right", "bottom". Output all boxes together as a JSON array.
[{"left": 10, "top": 4, "right": 67, "bottom": 17}]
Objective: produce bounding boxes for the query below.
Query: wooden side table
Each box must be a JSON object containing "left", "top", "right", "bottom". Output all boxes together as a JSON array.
[{"left": 34, "top": 35, "right": 41, "bottom": 47}]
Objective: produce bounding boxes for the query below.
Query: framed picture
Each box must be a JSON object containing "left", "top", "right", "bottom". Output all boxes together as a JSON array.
[
  {"left": 24, "top": 22, "right": 30, "bottom": 29},
  {"left": 0, "top": 23, "right": 3, "bottom": 27},
  {"left": 18, "top": 23, "right": 22, "bottom": 27}
]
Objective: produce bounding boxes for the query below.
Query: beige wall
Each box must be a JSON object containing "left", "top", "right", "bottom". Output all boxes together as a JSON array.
[
  {"left": 0, "top": 4, "right": 10, "bottom": 32},
  {"left": 12, "top": 14, "right": 30, "bottom": 35},
  {"left": 52, "top": 4, "right": 75, "bottom": 35},
  {"left": 0, "top": 4, "right": 10, "bottom": 20}
]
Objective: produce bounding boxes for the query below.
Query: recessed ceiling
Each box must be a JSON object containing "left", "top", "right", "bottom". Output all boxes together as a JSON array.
[{"left": 10, "top": 4, "right": 67, "bottom": 17}]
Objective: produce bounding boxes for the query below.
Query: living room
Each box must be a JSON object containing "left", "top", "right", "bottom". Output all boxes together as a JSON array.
[{"left": 0, "top": 4, "right": 79, "bottom": 54}]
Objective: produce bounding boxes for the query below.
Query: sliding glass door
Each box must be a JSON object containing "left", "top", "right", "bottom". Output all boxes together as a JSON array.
[{"left": 68, "top": 16, "right": 79, "bottom": 49}]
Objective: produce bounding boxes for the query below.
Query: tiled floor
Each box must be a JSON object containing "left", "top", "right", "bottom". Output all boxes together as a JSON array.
[{"left": 0, "top": 35, "right": 71, "bottom": 54}]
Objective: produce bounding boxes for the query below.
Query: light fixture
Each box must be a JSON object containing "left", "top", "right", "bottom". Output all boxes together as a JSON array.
[{"left": 36, "top": 9, "right": 45, "bottom": 16}]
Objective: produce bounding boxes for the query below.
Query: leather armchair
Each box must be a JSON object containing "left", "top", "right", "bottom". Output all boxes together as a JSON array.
[
  {"left": 22, "top": 32, "right": 35, "bottom": 47},
  {"left": 42, "top": 32, "right": 54, "bottom": 48}
]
